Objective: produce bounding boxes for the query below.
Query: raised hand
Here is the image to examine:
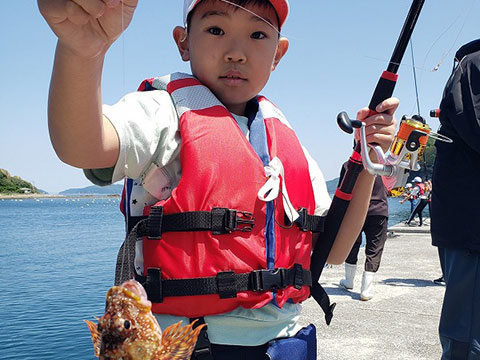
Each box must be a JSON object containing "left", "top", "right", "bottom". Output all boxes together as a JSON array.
[
  {"left": 38, "top": 0, "right": 138, "bottom": 58},
  {"left": 355, "top": 97, "right": 399, "bottom": 153}
]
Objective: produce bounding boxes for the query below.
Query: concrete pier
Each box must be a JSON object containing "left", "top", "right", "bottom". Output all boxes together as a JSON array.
[{"left": 299, "top": 223, "right": 444, "bottom": 359}]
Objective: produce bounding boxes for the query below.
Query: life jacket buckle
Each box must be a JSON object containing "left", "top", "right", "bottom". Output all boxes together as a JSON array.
[
  {"left": 294, "top": 208, "right": 308, "bottom": 232},
  {"left": 250, "top": 268, "right": 286, "bottom": 292},
  {"left": 224, "top": 209, "right": 255, "bottom": 233}
]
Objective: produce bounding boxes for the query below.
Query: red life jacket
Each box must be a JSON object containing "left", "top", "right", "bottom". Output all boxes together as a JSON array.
[
  {"left": 135, "top": 73, "right": 317, "bottom": 318},
  {"left": 418, "top": 183, "right": 425, "bottom": 195},
  {"left": 412, "top": 182, "right": 425, "bottom": 199}
]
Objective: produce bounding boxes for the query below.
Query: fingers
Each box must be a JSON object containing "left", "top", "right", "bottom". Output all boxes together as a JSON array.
[
  {"left": 375, "top": 97, "right": 399, "bottom": 115},
  {"left": 39, "top": 0, "right": 108, "bottom": 25},
  {"left": 65, "top": 1, "right": 92, "bottom": 25},
  {"left": 38, "top": 0, "right": 69, "bottom": 23},
  {"left": 356, "top": 97, "right": 400, "bottom": 120},
  {"left": 104, "top": 0, "right": 121, "bottom": 8},
  {"left": 71, "top": 0, "right": 106, "bottom": 18},
  {"left": 356, "top": 107, "right": 371, "bottom": 122},
  {"left": 354, "top": 97, "right": 399, "bottom": 152}
]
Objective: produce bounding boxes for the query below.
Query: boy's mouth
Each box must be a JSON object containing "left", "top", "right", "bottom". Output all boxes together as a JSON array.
[{"left": 220, "top": 71, "right": 247, "bottom": 85}]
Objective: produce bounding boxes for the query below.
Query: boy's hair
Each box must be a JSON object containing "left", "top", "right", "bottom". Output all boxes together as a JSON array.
[{"left": 186, "top": 0, "right": 281, "bottom": 32}]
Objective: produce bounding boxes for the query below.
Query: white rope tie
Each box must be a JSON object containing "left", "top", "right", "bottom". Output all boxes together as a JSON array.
[{"left": 257, "top": 157, "right": 299, "bottom": 224}]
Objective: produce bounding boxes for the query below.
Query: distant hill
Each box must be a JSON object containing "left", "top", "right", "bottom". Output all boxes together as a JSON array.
[
  {"left": 60, "top": 184, "right": 123, "bottom": 195},
  {"left": 326, "top": 178, "right": 339, "bottom": 196},
  {"left": 62, "top": 181, "right": 336, "bottom": 197},
  {"left": 0, "top": 168, "right": 40, "bottom": 194}
]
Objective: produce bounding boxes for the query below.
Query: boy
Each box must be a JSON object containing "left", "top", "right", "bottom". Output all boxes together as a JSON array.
[{"left": 38, "top": 0, "right": 398, "bottom": 358}]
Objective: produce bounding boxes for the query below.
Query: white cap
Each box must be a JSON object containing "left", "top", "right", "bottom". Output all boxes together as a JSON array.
[
  {"left": 413, "top": 176, "right": 422, "bottom": 183},
  {"left": 183, "top": 0, "right": 290, "bottom": 28}
]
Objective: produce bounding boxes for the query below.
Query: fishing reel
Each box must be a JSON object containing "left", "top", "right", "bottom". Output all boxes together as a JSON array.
[{"left": 337, "top": 112, "right": 452, "bottom": 190}]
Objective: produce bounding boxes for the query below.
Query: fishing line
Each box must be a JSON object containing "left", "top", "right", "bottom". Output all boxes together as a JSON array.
[
  {"left": 409, "top": 39, "right": 421, "bottom": 115},
  {"left": 219, "top": 0, "right": 282, "bottom": 36},
  {"left": 121, "top": 0, "right": 126, "bottom": 94},
  {"left": 430, "top": 0, "right": 477, "bottom": 71},
  {"left": 121, "top": 0, "right": 128, "bottom": 183},
  {"left": 361, "top": 55, "right": 430, "bottom": 73}
]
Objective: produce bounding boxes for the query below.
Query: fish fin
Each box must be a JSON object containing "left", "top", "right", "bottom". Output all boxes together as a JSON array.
[
  {"left": 84, "top": 319, "right": 101, "bottom": 358},
  {"left": 157, "top": 320, "right": 206, "bottom": 360}
]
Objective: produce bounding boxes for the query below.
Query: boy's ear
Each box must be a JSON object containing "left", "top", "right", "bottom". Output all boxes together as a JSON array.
[
  {"left": 173, "top": 26, "right": 190, "bottom": 62},
  {"left": 272, "top": 37, "right": 289, "bottom": 71}
]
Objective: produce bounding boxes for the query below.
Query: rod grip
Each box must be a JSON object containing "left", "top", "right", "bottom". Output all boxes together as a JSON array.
[{"left": 368, "top": 71, "right": 398, "bottom": 112}]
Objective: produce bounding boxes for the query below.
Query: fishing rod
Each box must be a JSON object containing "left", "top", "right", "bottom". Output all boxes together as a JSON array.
[{"left": 310, "top": 0, "right": 426, "bottom": 325}]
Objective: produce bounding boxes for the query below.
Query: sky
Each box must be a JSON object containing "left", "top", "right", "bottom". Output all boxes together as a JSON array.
[{"left": 1, "top": 1, "right": 479, "bottom": 193}]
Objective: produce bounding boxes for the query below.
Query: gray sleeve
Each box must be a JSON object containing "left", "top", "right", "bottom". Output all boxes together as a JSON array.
[
  {"left": 83, "top": 168, "right": 115, "bottom": 186},
  {"left": 83, "top": 90, "right": 180, "bottom": 185}
]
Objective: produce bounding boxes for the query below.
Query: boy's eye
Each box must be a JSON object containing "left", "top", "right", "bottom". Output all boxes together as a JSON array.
[
  {"left": 208, "top": 27, "right": 224, "bottom": 36},
  {"left": 251, "top": 32, "right": 267, "bottom": 40}
]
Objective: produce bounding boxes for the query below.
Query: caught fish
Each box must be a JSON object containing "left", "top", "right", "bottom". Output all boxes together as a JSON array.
[{"left": 85, "top": 280, "right": 205, "bottom": 360}]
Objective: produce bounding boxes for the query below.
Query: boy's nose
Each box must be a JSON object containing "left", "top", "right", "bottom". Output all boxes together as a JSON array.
[{"left": 224, "top": 50, "right": 247, "bottom": 64}]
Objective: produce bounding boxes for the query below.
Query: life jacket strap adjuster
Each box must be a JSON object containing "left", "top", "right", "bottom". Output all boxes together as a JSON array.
[
  {"left": 250, "top": 268, "right": 286, "bottom": 292},
  {"left": 293, "top": 263, "right": 304, "bottom": 289},
  {"left": 212, "top": 208, "right": 255, "bottom": 234},
  {"left": 216, "top": 271, "right": 237, "bottom": 299},
  {"left": 146, "top": 206, "right": 163, "bottom": 239},
  {"left": 145, "top": 267, "right": 163, "bottom": 303}
]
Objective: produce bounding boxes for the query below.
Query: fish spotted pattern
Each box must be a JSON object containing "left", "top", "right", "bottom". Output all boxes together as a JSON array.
[{"left": 85, "top": 280, "right": 205, "bottom": 359}]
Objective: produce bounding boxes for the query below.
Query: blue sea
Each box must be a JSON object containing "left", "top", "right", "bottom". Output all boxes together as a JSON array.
[{"left": 0, "top": 196, "right": 413, "bottom": 359}]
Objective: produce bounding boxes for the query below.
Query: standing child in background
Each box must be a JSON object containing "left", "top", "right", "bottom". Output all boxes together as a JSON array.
[
  {"left": 338, "top": 161, "right": 389, "bottom": 301},
  {"left": 37, "top": 1, "right": 398, "bottom": 359},
  {"left": 400, "top": 182, "right": 414, "bottom": 212},
  {"left": 406, "top": 176, "right": 427, "bottom": 226}
]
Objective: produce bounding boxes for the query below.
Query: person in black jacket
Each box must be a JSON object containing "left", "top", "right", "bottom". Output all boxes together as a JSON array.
[{"left": 431, "top": 39, "right": 480, "bottom": 359}]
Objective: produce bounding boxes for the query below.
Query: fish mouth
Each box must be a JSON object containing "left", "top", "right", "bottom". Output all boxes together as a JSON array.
[
  {"left": 99, "top": 333, "right": 129, "bottom": 360},
  {"left": 120, "top": 280, "right": 151, "bottom": 308}
]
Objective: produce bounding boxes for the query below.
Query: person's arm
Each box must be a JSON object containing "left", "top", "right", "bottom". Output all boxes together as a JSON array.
[
  {"left": 441, "top": 56, "right": 480, "bottom": 155},
  {"left": 38, "top": 0, "right": 138, "bottom": 169},
  {"left": 325, "top": 97, "right": 398, "bottom": 264}
]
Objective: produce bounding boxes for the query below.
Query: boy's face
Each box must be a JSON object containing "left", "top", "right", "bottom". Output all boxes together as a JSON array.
[{"left": 175, "top": 0, "right": 288, "bottom": 115}]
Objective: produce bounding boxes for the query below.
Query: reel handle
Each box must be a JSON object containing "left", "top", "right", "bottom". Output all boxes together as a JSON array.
[{"left": 337, "top": 112, "right": 363, "bottom": 134}]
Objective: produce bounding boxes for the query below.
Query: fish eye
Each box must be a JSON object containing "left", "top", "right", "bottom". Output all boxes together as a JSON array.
[{"left": 124, "top": 320, "right": 131, "bottom": 329}]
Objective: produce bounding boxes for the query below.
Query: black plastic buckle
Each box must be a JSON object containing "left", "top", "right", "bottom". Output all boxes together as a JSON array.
[
  {"left": 294, "top": 208, "right": 308, "bottom": 232},
  {"left": 224, "top": 209, "right": 255, "bottom": 233},
  {"left": 251, "top": 268, "right": 286, "bottom": 292}
]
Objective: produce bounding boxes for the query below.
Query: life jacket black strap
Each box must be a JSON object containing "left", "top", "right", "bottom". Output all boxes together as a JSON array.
[
  {"left": 310, "top": 282, "right": 336, "bottom": 326},
  {"left": 189, "top": 317, "right": 213, "bottom": 360},
  {"left": 296, "top": 207, "right": 326, "bottom": 233},
  {"left": 285, "top": 207, "right": 326, "bottom": 233},
  {"left": 136, "top": 206, "right": 255, "bottom": 239},
  {"left": 136, "top": 265, "right": 311, "bottom": 302}
]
